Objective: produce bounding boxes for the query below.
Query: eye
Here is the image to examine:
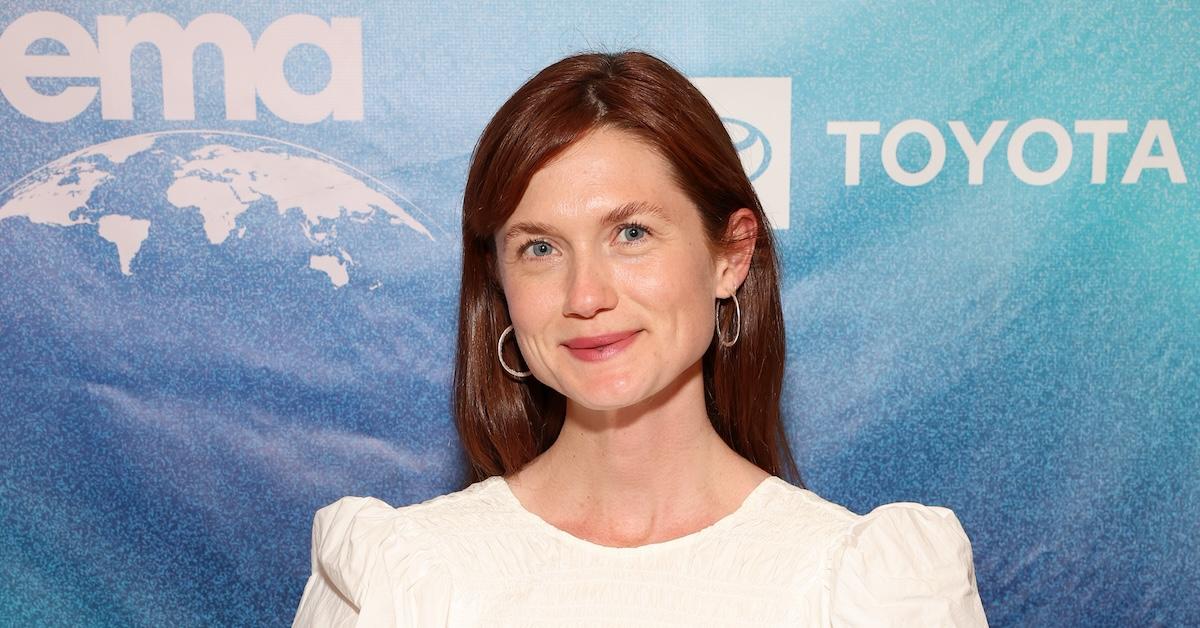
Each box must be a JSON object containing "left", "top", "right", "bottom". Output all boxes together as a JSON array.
[
  {"left": 520, "top": 239, "right": 555, "bottom": 258},
  {"left": 617, "top": 222, "right": 651, "bottom": 244}
]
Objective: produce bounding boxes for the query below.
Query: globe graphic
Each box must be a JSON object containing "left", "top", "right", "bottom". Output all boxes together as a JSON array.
[
  {"left": 0, "top": 130, "right": 436, "bottom": 285},
  {"left": 0, "top": 131, "right": 460, "bottom": 625}
]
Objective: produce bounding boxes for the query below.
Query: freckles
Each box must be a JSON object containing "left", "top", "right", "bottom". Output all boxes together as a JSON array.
[
  {"left": 616, "top": 250, "right": 671, "bottom": 280},
  {"left": 627, "top": 260, "right": 666, "bottom": 283}
]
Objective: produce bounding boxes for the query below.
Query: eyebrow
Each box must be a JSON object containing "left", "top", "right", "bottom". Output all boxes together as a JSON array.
[{"left": 502, "top": 200, "right": 671, "bottom": 245}]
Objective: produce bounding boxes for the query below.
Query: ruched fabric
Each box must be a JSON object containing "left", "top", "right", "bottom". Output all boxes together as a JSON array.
[
  {"left": 826, "top": 503, "right": 989, "bottom": 627},
  {"left": 292, "top": 476, "right": 988, "bottom": 627},
  {"left": 292, "top": 496, "right": 452, "bottom": 627}
]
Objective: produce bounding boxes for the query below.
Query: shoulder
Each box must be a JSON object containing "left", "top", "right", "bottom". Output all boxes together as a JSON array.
[
  {"left": 310, "top": 477, "right": 507, "bottom": 576},
  {"left": 822, "top": 499, "right": 989, "bottom": 627},
  {"left": 833, "top": 501, "right": 974, "bottom": 564},
  {"left": 755, "top": 480, "right": 977, "bottom": 569},
  {"left": 749, "top": 477, "right": 862, "bottom": 544},
  {"left": 294, "top": 479, "right": 505, "bottom": 626}
]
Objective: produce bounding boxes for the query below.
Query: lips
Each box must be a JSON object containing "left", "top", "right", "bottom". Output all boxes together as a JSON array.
[
  {"left": 562, "top": 329, "right": 641, "bottom": 362},
  {"left": 563, "top": 329, "right": 640, "bottom": 349}
]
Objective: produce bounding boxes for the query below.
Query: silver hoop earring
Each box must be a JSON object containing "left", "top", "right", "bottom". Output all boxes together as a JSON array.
[
  {"left": 497, "top": 324, "right": 531, "bottom": 379},
  {"left": 715, "top": 293, "right": 741, "bottom": 348}
]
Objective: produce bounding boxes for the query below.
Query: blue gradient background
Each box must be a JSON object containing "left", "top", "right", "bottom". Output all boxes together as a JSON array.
[{"left": 0, "top": 2, "right": 1196, "bottom": 626}]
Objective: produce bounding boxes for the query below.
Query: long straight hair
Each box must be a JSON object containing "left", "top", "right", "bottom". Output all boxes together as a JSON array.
[{"left": 453, "top": 50, "right": 801, "bottom": 489}]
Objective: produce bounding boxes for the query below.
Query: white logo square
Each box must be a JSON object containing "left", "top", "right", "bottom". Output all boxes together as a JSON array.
[{"left": 691, "top": 77, "right": 792, "bottom": 229}]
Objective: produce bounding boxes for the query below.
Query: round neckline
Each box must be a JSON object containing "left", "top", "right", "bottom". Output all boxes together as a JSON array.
[{"left": 491, "top": 474, "right": 779, "bottom": 552}]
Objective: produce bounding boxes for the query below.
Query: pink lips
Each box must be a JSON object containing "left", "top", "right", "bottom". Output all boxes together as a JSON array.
[{"left": 562, "top": 329, "right": 640, "bottom": 362}]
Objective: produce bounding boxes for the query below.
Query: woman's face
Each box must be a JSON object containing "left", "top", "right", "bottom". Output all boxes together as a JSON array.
[{"left": 494, "top": 126, "right": 749, "bottom": 411}]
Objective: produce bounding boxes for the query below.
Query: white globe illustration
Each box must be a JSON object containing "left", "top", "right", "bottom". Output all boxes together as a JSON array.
[{"left": 0, "top": 130, "right": 435, "bottom": 287}]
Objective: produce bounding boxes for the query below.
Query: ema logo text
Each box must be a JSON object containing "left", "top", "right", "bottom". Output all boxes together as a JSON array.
[{"left": 0, "top": 11, "right": 362, "bottom": 123}]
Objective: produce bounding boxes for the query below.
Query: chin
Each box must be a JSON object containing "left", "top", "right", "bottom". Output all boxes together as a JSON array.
[{"left": 563, "top": 373, "right": 649, "bottom": 411}]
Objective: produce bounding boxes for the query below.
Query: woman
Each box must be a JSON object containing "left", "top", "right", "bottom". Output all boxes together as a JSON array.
[{"left": 293, "top": 50, "right": 988, "bottom": 627}]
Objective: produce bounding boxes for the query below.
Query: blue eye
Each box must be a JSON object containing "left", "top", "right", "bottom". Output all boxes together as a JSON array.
[
  {"left": 523, "top": 240, "right": 554, "bottom": 257},
  {"left": 619, "top": 223, "right": 651, "bottom": 242}
]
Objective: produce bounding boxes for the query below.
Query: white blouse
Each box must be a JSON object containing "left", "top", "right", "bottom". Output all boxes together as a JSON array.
[{"left": 292, "top": 475, "right": 989, "bottom": 627}]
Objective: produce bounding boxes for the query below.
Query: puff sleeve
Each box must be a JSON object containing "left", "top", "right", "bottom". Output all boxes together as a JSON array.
[
  {"left": 825, "top": 502, "right": 988, "bottom": 627},
  {"left": 292, "top": 496, "right": 453, "bottom": 628}
]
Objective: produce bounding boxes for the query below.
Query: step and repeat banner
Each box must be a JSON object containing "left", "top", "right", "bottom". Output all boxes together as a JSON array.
[{"left": 1, "top": 2, "right": 1195, "bottom": 626}]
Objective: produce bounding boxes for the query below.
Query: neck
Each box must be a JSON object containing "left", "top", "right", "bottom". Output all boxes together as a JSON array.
[{"left": 508, "top": 360, "right": 765, "bottom": 545}]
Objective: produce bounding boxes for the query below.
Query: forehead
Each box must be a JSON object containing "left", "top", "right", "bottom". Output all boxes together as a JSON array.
[{"left": 503, "top": 127, "right": 696, "bottom": 227}]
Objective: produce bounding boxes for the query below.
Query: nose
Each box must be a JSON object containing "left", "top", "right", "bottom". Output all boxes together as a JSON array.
[{"left": 562, "top": 250, "right": 617, "bottom": 319}]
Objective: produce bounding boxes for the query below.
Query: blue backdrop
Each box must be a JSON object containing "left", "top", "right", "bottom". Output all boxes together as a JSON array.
[{"left": 0, "top": 2, "right": 1195, "bottom": 626}]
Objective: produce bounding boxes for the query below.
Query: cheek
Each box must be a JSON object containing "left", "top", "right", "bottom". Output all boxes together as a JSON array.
[
  {"left": 502, "top": 276, "right": 561, "bottom": 370},
  {"left": 499, "top": 286, "right": 562, "bottom": 390},
  {"left": 619, "top": 249, "right": 715, "bottom": 339},
  {"left": 504, "top": 278, "right": 553, "bottom": 329}
]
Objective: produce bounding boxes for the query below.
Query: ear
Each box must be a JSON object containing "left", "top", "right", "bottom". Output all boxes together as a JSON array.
[{"left": 713, "top": 208, "right": 758, "bottom": 299}]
